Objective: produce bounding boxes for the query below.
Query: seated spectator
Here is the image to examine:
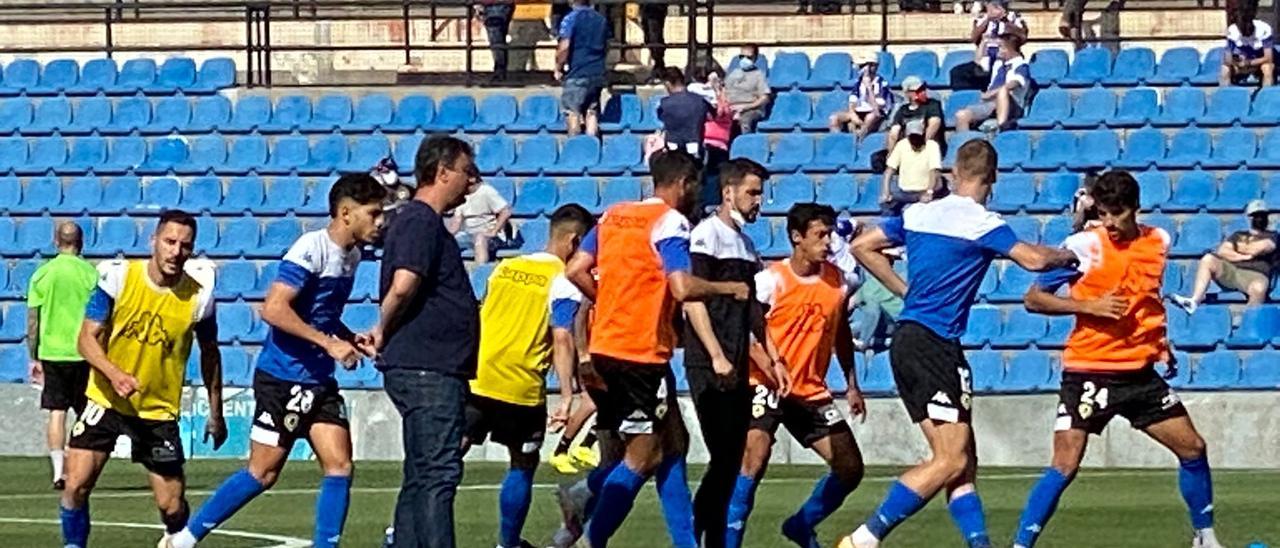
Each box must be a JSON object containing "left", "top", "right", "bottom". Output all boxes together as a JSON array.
[
  {"left": 657, "top": 67, "right": 711, "bottom": 156},
  {"left": 448, "top": 167, "right": 512, "bottom": 264},
  {"left": 950, "top": 0, "right": 1028, "bottom": 90},
  {"left": 829, "top": 52, "right": 892, "bottom": 140},
  {"left": 1221, "top": 8, "right": 1274, "bottom": 87},
  {"left": 886, "top": 76, "right": 945, "bottom": 154},
  {"left": 955, "top": 33, "right": 1030, "bottom": 131},
  {"left": 724, "top": 52, "right": 772, "bottom": 134},
  {"left": 1174, "top": 200, "right": 1277, "bottom": 311},
  {"left": 556, "top": 0, "right": 610, "bottom": 137},
  {"left": 851, "top": 248, "right": 905, "bottom": 352},
  {"left": 881, "top": 119, "right": 943, "bottom": 209},
  {"left": 728, "top": 44, "right": 769, "bottom": 75}
]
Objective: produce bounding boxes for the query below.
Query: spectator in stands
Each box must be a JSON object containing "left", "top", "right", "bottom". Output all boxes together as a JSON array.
[
  {"left": 950, "top": 0, "right": 1027, "bottom": 91},
  {"left": 1059, "top": 0, "right": 1088, "bottom": 50},
  {"left": 376, "top": 135, "right": 480, "bottom": 548},
  {"left": 725, "top": 50, "right": 772, "bottom": 134},
  {"left": 829, "top": 52, "right": 892, "bottom": 140},
  {"left": 26, "top": 222, "right": 98, "bottom": 491},
  {"left": 886, "top": 76, "right": 944, "bottom": 154},
  {"left": 728, "top": 44, "right": 769, "bottom": 75},
  {"left": 449, "top": 165, "right": 511, "bottom": 264},
  {"left": 1174, "top": 200, "right": 1278, "bottom": 312},
  {"left": 1221, "top": 7, "right": 1274, "bottom": 87},
  {"left": 557, "top": 0, "right": 610, "bottom": 137},
  {"left": 851, "top": 248, "right": 905, "bottom": 352},
  {"left": 881, "top": 119, "right": 943, "bottom": 209},
  {"left": 689, "top": 66, "right": 735, "bottom": 210},
  {"left": 657, "top": 67, "right": 711, "bottom": 157},
  {"left": 954, "top": 33, "right": 1030, "bottom": 132},
  {"left": 641, "top": 2, "right": 668, "bottom": 82},
  {"left": 1071, "top": 172, "right": 1103, "bottom": 232},
  {"left": 478, "top": 0, "right": 515, "bottom": 83}
]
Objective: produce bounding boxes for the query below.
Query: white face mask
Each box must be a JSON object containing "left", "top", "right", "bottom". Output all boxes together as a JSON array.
[{"left": 729, "top": 207, "right": 747, "bottom": 227}]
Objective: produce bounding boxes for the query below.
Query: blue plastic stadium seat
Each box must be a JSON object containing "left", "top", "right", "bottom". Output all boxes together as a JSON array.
[
  {"left": 598, "top": 94, "right": 643, "bottom": 133},
  {"left": 1142, "top": 213, "right": 1176, "bottom": 239},
  {"left": 344, "top": 93, "right": 393, "bottom": 133},
  {"left": 757, "top": 91, "right": 811, "bottom": 131},
  {"left": 64, "top": 58, "right": 116, "bottom": 96},
  {"left": 140, "top": 96, "right": 191, "bottom": 136},
  {"left": 1151, "top": 87, "right": 1206, "bottom": 127},
  {"left": 29, "top": 59, "right": 78, "bottom": 96},
  {"left": 997, "top": 308, "right": 1047, "bottom": 348},
  {"left": 0, "top": 59, "right": 39, "bottom": 96},
  {"left": 591, "top": 134, "right": 644, "bottom": 175},
  {"left": 1114, "top": 127, "right": 1164, "bottom": 170},
  {"left": 975, "top": 267, "right": 997, "bottom": 301},
  {"left": 188, "top": 58, "right": 236, "bottom": 94},
  {"left": 1247, "top": 127, "right": 1280, "bottom": 169},
  {"left": 424, "top": 95, "right": 476, "bottom": 132},
  {"left": 513, "top": 177, "right": 557, "bottom": 217},
  {"left": 1213, "top": 171, "right": 1261, "bottom": 212},
  {"left": 471, "top": 134, "right": 512, "bottom": 176},
  {"left": 1171, "top": 310, "right": 1232, "bottom": 352},
  {"left": 0, "top": 303, "right": 28, "bottom": 340},
  {"left": 391, "top": 134, "right": 423, "bottom": 175},
  {"left": 1024, "top": 130, "right": 1075, "bottom": 171},
  {"left": 860, "top": 352, "right": 896, "bottom": 395},
  {"left": 221, "top": 135, "right": 268, "bottom": 175},
  {"left": 175, "top": 176, "right": 221, "bottom": 214},
  {"left": 961, "top": 305, "right": 1001, "bottom": 347},
  {"left": 942, "top": 131, "right": 983, "bottom": 168},
  {"left": 382, "top": 95, "right": 434, "bottom": 133},
  {"left": 60, "top": 136, "right": 105, "bottom": 176},
  {"left": 1064, "top": 87, "right": 1116, "bottom": 129},
  {"left": 1201, "top": 126, "right": 1255, "bottom": 169},
  {"left": 1111, "top": 89, "right": 1161, "bottom": 129},
  {"left": 805, "top": 90, "right": 850, "bottom": 132},
  {"left": 102, "top": 96, "right": 152, "bottom": 136},
  {"left": 299, "top": 134, "right": 347, "bottom": 175},
  {"left": 1102, "top": 47, "right": 1155, "bottom": 86},
  {"left": 337, "top": 260, "right": 378, "bottom": 302},
  {"left": 16, "top": 176, "right": 60, "bottom": 213},
  {"left": 1030, "top": 172, "right": 1079, "bottom": 213},
  {"left": 852, "top": 132, "right": 887, "bottom": 172},
  {"left": 741, "top": 219, "right": 770, "bottom": 253},
  {"left": 0, "top": 345, "right": 27, "bottom": 382},
  {"left": 768, "top": 133, "right": 814, "bottom": 173},
  {"left": 1030, "top": 49, "right": 1069, "bottom": 85},
  {"left": 507, "top": 134, "right": 558, "bottom": 175},
  {"left": 22, "top": 97, "right": 70, "bottom": 136},
  {"left": 93, "top": 176, "right": 140, "bottom": 214},
  {"left": 1040, "top": 315, "right": 1073, "bottom": 348},
  {"left": 63, "top": 96, "right": 111, "bottom": 136},
  {"left": 1018, "top": 87, "right": 1069, "bottom": 129},
  {"left": 214, "top": 260, "right": 257, "bottom": 300},
  {"left": 992, "top": 131, "right": 1030, "bottom": 171},
  {"left": 967, "top": 350, "right": 1002, "bottom": 392},
  {"left": 55, "top": 175, "right": 103, "bottom": 215},
  {"left": 1190, "top": 47, "right": 1226, "bottom": 86},
  {"left": 1133, "top": 170, "right": 1168, "bottom": 212},
  {"left": 13, "top": 217, "right": 54, "bottom": 255},
  {"left": 852, "top": 176, "right": 883, "bottom": 213},
  {"left": 258, "top": 95, "right": 311, "bottom": 134},
  {"left": 801, "top": 52, "right": 851, "bottom": 90},
  {"left": 0, "top": 136, "right": 27, "bottom": 174},
  {"left": 255, "top": 175, "right": 304, "bottom": 215},
  {"left": 132, "top": 178, "right": 179, "bottom": 217},
  {"left": 1041, "top": 215, "right": 1073, "bottom": 247},
  {"left": 1061, "top": 48, "right": 1113, "bottom": 87},
  {"left": 342, "top": 134, "right": 391, "bottom": 174},
  {"left": 810, "top": 132, "right": 854, "bottom": 172},
  {"left": 1005, "top": 350, "right": 1053, "bottom": 392},
  {"left": 217, "top": 302, "right": 255, "bottom": 343},
  {"left": 143, "top": 57, "right": 197, "bottom": 95},
  {"left": 1188, "top": 350, "right": 1239, "bottom": 389},
  {"left": 892, "top": 50, "right": 939, "bottom": 87},
  {"left": 815, "top": 174, "right": 855, "bottom": 212},
  {"left": 219, "top": 347, "right": 254, "bottom": 387},
  {"left": 1159, "top": 127, "right": 1211, "bottom": 169},
  {"left": 768, "top": 52, "right": 811, "bottom": 89},
  {"left": 516, "top": 218, "right": 550, "bottom": 254},
  {"left": 935, "top": 50, "right": 971, "bottom": 88},
  {"left": 508, "top": 94, "right": 564, "bottom": 133},
  {"left": 302, "top": 94, "right": 353, "bottom": 133},
  {"left": 106, "top": 58, "right": 156, "bottom": 95},
  {"left": 467, "top": 94, "right": 517, "bottom": 133},
  {"left": 1200, "top": 87, "right": 1251, "bottom": 126},
  {"left": 600, "top": 177, "right": 642, "bottom": 210},
  {"left": 222, "top": 95, "right": 270, "bottom": 134},
  {"left": 560, "top": 177, "right": 600, "bottom": 212},
  {"left": 211, "top": 217, "right": 259, "bottom": 257},
  {"left": 0, "top": 97, "right": 31, "bottom": 135},
  {"left": 187, "top": 96, "right": 232, "bottom": 133},
  {"left": 1172, "top": 213, "right": 1221, "bottom": 255},
  {"left": 98, "top": 136, "right": 144, "bottom": 175},
  {"left": 256, "top": 218, "right": 302, "bottom": 257},
  {"left": 1226, "top": 306, "right": 1280, "bottom": 349},
  {"left": 989, "top": 173, "right": 1034, "bottom": 213},
  {"left": 1244, "top": 87, "right": 1280, "bottom": 126},
  {"left": 992, "top": 263, "right": 1036, "bottom": 302},
  {"left": 1241, "top": 350, "right": 1280, "bottom": 388},
  {"left": 218, "top": 176, "right": 265, "bottom": 214},
  {"left": 871, "top": 51, "right": 896, "bottom": 84},
  {"left": 1148, "top": 47, "right": 1202, "bottom": 85},
  {"left": 19, "top": 135, "right": 67, "bottom": 175},
  {"left": 729, "top": 133, "right": 769, "bottom": 167},
  {"left": 171, "top": 134, "right": 223, "bottom": 175},
  {"left": 944, "top": 90, "right": 982, "bottom": 127},
  {"left": 763, "top": 174, "right": 814, "bottom": 215},
  {"left": 548, "top": 135, "right": 599, "bottom": 175},
  {"left": 0, "top": 261, "right": 37, "bottom": 297}
]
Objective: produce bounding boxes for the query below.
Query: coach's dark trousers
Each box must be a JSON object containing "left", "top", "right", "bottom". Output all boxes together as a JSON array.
[
  {"left": 385, "top": 368, "right": 468, "bottom": 548},
  {"left": 687, "top": 365, "right": 752, "bottom": 548}
]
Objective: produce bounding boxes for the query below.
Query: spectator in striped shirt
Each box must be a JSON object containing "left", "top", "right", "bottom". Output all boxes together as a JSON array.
[{"left": 829, "top": 52, "right": 892, "bottom": 140}]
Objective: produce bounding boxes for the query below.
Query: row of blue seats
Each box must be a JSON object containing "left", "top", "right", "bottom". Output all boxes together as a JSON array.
[
  {"left": 0, "top": 174, "right": 332, "bottom": 216},
  {"left": 0, "top": 215, "right": 326, "bottom": 258},
  {"left": 0, "top": 57, "right": 234, "bottom": 97},
  {"left": 767, "top": 46, "right": 1232, "bottom": 92}
]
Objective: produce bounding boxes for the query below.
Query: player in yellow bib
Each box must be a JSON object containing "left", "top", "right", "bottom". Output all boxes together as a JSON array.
[
  {"left": 463, "top": 204, "right": 594, "bottom": 548},
  {"left": 58, "top": 210, "right": 227, "bottom": 548}
]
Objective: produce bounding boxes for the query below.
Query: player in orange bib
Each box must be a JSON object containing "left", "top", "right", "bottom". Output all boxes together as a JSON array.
[
  {"left": 723, "top": 203, "right": 867, "bottom": 548},
  {"left": 1014, "top": 171, "right": 1222, "bottom": 548}
]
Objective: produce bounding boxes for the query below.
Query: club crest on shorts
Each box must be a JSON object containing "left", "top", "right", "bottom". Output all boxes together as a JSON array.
[
  {"left": 752, "top": 403, "right": 766, "bottom": 419},
  {"left": 1078, "top": 402, "right": 1095, "bottom": 419},
  {"left": 960, "top": 394, "right": 972, "bottom": 410},
  {"left": 284, "top": 412, "right": 300, "bottom": 432}
]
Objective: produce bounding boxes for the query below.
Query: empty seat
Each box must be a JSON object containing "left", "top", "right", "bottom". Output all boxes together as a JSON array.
[
  {"left": 1205, "top": 127, "right": 1255, "bottom": 169},
  {"left": 23, "top": 97, "right": 71, "bottom": 136},
  {"left": 258, "top": 95, "right": 311, "bottom": 134},
  {"left": 257, "top": 218, "right": 303, "bottom": 257},
  {"left": 961, "top": 305, "right": 1001, "bottom": 347},
  {"left": 1064, "top": 87, "right": 1116, "bottom": 128},
  {"left": 383, "top": 95, "right": 434, "bottom": 133},
  {"left": 20, "top": 135, "right": 67, "bottom": 175},
  {"left": 100, "top": 136, "right": 145, "bottom": 175},
  {"left": 106, "top": 58, "right": 157, "bottom": 95},
  {"left": 1151, "top": 87, "right": 1206, "bottom": 127},
  {"left": 1029, "top": 48, "right": 1069, "bottom": 84},
  {"left": 989, "top": 173, "right": 1034, "bottom": 212},
  {"left": 1190, "top": 47, "right": 1226, "bottom": 85},
  {"left": 300, "top": 134, "right": 348, "bottom": 175},
  {"left": 212, "top": 217, "right": 260, "bottom": 257},
  {"left": 223, "top": 95, "right": 271, "bottom": 134},
  {"left": 1227, "top": 306, "right": 1280, "bottom": 348},
  {"left": 600, "top": 177, "right": 642, "bottom": 209},
  {"left": 1004, "top": 351, "right": 1052, "bottom": 392},
  {"left": 187, "top": 95, "right": 232, "bottom": 133},
  {"left": 56, "top": 175, "right": 103, "bottom": 214},
  {"left": 141, "top": 96, "right": 192, "bottom": 135},
  {"left": 260, "top": 176, "right": 306, "bottom": 215},
  {"left": 1102, "top": 47, "right": 1155, "bottom": 86},
  {"left": 590, "top": 134, "right": 644, "bottom": 175},
  {"left": 767, "top": 51, "right": 811, "bottom": 89},
  {"left": 221, "top": 135, "right": 269, "bottom": 175},
  {"left": 0, "top": 97, "right": 31, "bottom": 134},
  {"left": 513, "top": 177, "right": 557, "bottom": 217},
  {"left": 61, "top": 136, "right": 107, "bottom": 175},
  {"left": 508, "top": 94, "right": 564, "bottom": 133},
  {"left": 102, "top": 96, "right": 152, "bottom": 135},
  {"left": 1189, "top": 350, "right": 1239, "bottom": 389},
  {"left": 729, "top": 133, "right": 769, "bottom": 167},
  {"left": 216, "top": 302, "right": 256, "bottom": 343},
  {"left": 507, "top": 135, "right": 558, "bottom": 175},
  {"left": 935, "top": 50, "right": 972, "bottom": 88},
  {"left": 1114, "top": 128, "right": 1165, "bottom": 170},
  {"left": 560, "top": 177, "right": 601, "bottom": 213},
  {"left": 391, "top": 134, "right": 423, "bottom": 175},
  {"left": 1030, "top": 172, "right": 1080, "bottom": 213},
  {"left": 996, "top": 308, "right": 1047, "bottom": 348},
  {"left": 14, "top": 217, "right": 55, "bottom": 255},
  {"left": 174, "top": 134, "right": 227, "bottom": 175},
  {"left": 0, "top": 261, "right": 37, "bottom": 298},
  {"left": 302, "top": 94, "right": 353, "bottom": 133},
  {"left": 188, "top": 58, "right": 236, "bottom": 94},
  {"left": 96, "top": 176, "right": 141, "bottom": 214},
  {"left": 992, "top": 263, "right": 1037, "bottom": 302},
  {"left": 598, "top": 94, "right": 644, "bottom": 132},
  {"left": 1148, "top": 46, "right": 1202, "bottom": 85},
  {"left": 138, "top": 137, "right": 188, "bottom": 175},
  {"left": 1041, "top": 216, "right": 1074, "bottom": 246},
  {"left": 1018, "top": 87, "right": 1069, "bottom": 129},
  {"left": 969, "top": 350, "right": 1003, "bottom": 392},
  {"left": 17, "top": 176, "right": 61, "bottom": 213},
  {"left": 65, "top": 58, "right": 117, "bottom": 96},
  {"left": 852, "top": 132, "right": 887, "bottom": 172},
  {"left": 1200, "top": 87, "right": 1251, "bottom": 126},
  {"left": 852, "top": 176, "right": 883, "bottom": 213},
  {"left": 343, "top": 134, "right": 392, "bottom": 174},
  {"left": 1172, "top": 213, "right": 1221, "bottom": 255},
  {"left": 548, "top": 135, "right": 599, "bottom": 175},
  {"left": 474, "top": 134, "right": 516, "bottom": 176},
  {"left": 92, "top": 218, "right": 141, "bottom": 256},
  {"left": 1242, "top": 350, "right": 1280, "bottom": 388},
  {"left": 801, "top": 52, "right": 851, "bottom": 90},
  {"left": 180, "top": 176, "right": 222, "bottom": 213},
  {"left": 214, "top": 260, "right": 258, "bottom": 300},
  {"left": 992, "top": 131, "right": 1031, "bottom": 170},
  {"left": 768, "top": 133, "right": 815, "bottom": 173},
  {"left": 810, "top": 132, "right": 854, "bottom": 172},
  {"left": 757, "top": 91, "right": 811, "bottom": 131},
  {"left": 1169, "top": 305, "right": 1231, "bottom": 348},
  {"left": 64, "top": 97, "right": 112, "bottom": 136},
  {"left": 1040, "top": 315, "right": 1074, "bottom": 348},
  {"left": 741, "top": 220, "right": 771, "bottom": 252},
  {"left": 1244, "top": 87, "right": 1280, "bottom": 126},
  {"left": 1213, "top": 171, "right": 1261, "bottom": 211},
  {"left": 944, "top": 90, "right": 982, "bottom": 126},
  {"left": 219, "top": 176, "right": 266, "bottom": 214},
  {"left": 0, "top": 304, "right": 28, "bottom": 340},
  {"left": 860, "top": 352, "right": 896, "bottom": 395},
  {"left": 346, "top": 93, "right": 394, "bottom": 133},
  {"left": 423, "top": 95, "right": 477, "bottom": 132},
  {"left": 891, "top": 50, "right": 938, "bottom": 87},
  {"left": 144, "top": 57, "right": 197, "bottom": 95},
  {"left": 1159, "top": 127, "right": 1211, "bottom": 169},
  {"left": 29, "top": 59, "right": 79, "bottom": 96},
  {"left": 763, "top": 174, "right": 815, "bottom": 215},
  {"left": 467, "top": 94, "right": 517, "bottom": 132},
  {"left": 517, "top": 218, "right": 550, "bottom": 254},
  {"left": 0, "top": 59, "right": 39, "bottom": 96},
  {"left": 1061, "top": 47, "right": 1113, "bottom": 87},
  {"left": 1024, "top": 130, "right": 1075, "bottom": 171},
  {"left": 1248, "top": 127, "right": 1280, "bottom": 168},
  {"left": 1110, "top": 88, "right": 1158, "bottom": 127}
]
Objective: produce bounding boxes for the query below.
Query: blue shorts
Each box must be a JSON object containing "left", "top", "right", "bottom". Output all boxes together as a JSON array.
[{"left": 561, "top": 76, "right": 606, "bottom": 115}]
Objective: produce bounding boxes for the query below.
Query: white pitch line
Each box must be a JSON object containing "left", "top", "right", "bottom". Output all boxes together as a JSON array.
[{"left": 0, "top": 517, "right": 310, "bottom": 548}]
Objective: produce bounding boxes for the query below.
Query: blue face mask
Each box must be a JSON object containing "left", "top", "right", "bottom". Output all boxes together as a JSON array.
[{"left": 738, "top": 57, "right": 757, "bottom": 71}]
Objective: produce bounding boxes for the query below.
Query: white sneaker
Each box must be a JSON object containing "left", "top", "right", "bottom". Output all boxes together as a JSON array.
[
  {"left": 1192, "top": 528, "right": 1223, "bottom": 548},
  {"left": 1172, "top": 295, "right": 1198, "bottom": 315}
]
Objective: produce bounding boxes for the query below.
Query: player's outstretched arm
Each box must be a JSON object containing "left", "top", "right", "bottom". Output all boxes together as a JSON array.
[
  {"left": 195, "top": 315, "right": 227, "bottom": 449},
  {"left": 1024, "top": 283, "right": 1127, "bottom": 319},
  {"left": 851, "top": 226, "right": 907, "bottom": 298},
  {"left": 1006, "top": 242, "right": 1079, "bottom": 272},
  {"left": 262, "top": 281, "right": 362, "bottom": 367},
  {"left": 667, "top": 271, "right": 749, "bottom": 302}
]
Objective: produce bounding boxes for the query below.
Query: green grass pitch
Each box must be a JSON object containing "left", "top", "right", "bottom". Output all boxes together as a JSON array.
[{"left": 0, "top": 457, "right": 1276, "bottom": 547}]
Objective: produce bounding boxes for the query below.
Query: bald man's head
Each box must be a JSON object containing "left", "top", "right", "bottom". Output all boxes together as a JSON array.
[{"left": 55, "top": 221, "right": 83, "bottom": 252}]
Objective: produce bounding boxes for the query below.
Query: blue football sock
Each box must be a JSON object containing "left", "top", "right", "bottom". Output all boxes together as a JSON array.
[
  {"left": 188, "top": 468, "right": 268, "bottom": 540},
  {"left": 1014, "top": 468, "right": 1072, "bottom": 547},
  {"left": 498, "top": 468, "right": 535, "bottom": 548},
  {"left": 864, "top": 480, "right": 927, "bottom": 540},
  {"left": 782, "top": 472, "right": 855, "bottom": 547},
  {"left": 313, "top": 475, "right": 352, "bottom": 548},
  {"left": 724, "top": 474, "right": 759, "bottom": 548},
  {"left": 584, "top": 461, "right": 616, "bottom": 518},
  {"left": 585, "top": 462, "right": 647, "bottom": 547},
  {"left": 59, "top": 502, "right": 89, "bottom": 548},
  {"left": 948, "top": 491, "right": 991, "bottom": 548},
  {"left": 1179, "top": 455, "right": 1214, "bottom": 530},
  {"left": 655, "top": 455, "right": 697, "bottom": 548}
]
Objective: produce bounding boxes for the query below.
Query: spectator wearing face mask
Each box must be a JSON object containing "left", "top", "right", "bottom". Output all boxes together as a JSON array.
[
  {"left": 954, "top": 33, "right": 1031, "bottom": 132},
  {"left": 881, "top": 119, "right": 943, "bottom": 210},
  {"left": 727, "top": 44, "right": 769, "bottom": 75},
  {"left": 886, "top": 76, "right": 945, "bottom": 154},
  {"left": 724, "top": 47, "right": 772, "bottom": 134},
  {"left": 950, "top": 0, "right": 1028, "bottom": 91},
  {"left": 829, "top": 52, "right": 892, "bottom": 140}
]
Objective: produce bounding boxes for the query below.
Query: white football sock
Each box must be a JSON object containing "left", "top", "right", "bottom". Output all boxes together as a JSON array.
[{"left": 50, "top": 450, "right": 64, "bottom": 482}]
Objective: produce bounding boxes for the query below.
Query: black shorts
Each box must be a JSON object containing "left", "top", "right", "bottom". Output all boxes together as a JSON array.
[
  {"left": 68, "top": 400, "right": 184, "bottom": 475},
  {"left": 41, "top": 360, "right": 89, "bottom": 412},
  {"left": 251, "top": 370, "right": 348, "bottom": 449},
  {"left": 1057, "top": 368, "right": 1188, "bottom": 435},
  {"left": 890, "top": 321, "right": 973, "bottom": 424},
  {"left": 748, "top": 384, "right": 851, "bottom": 447},
  {"left": 465, "top": 394, "right": 546, "bottom": 454},
  {"left": 591, "top": 355, "right": 676, "bottom": 436}
]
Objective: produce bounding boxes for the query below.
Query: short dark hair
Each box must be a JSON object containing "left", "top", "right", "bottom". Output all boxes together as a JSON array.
[
  {"left": 660, "top": 66, "right": 686, "bottom": 87},
  {"left": 954, "top": 139, "right": 997, "bottom": 184},
  {"left": 414, "top": 134, "right": 474, "bottom": 186},
  {"left": 649, "top": 149, "right": 701, "bottom": 189},
  {"left": 720, "top": 158, "right": 768, "bottom": 188},
  {"left": 998, "top": 32, "right": 1024, "bottom": 51},
  {"left": 786, "top": 203, "right": 837, "bottom": 240},
  {"left": 329, "top": 173, "right": 389, "bottom": 216},
  {"left": 550, "top": 203, "right": 597, "bottom": 236},
  {"left": 1091, "top": 170, "right": 1140, "bottom": 211},
  {"left": 157, "top": 209, "right": 197, "bottom": 237}
]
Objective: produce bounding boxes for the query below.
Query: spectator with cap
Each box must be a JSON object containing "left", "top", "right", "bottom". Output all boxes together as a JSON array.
[
  {"left": 1221, "top": 6, "right": 1274, "bottom": 87},
  {"left": 955, "top": 33, "right": 1031, "bottom": 132},
  {"left": 886, "top": 76, "right": 944, "bottom": 154},
  {"left": 724, "top": 47, "right": 772, "bottom": 134},
  {"left": 1174, "top": 200, "right": 1278, "bottom": 311},
  {"left": 881, "top": 119, "right": 943, "bottom": 210},
  {"left": 951, "top": 0, "right": 1028, "bottom": 90},
  {"left": 448, "top": 165, "right": 511, "bottom": 264},
  {"left": 556, "top": 0, "right": 611, "bottom": 137},
  {"left": 829, "top": 52, "right": 893, "bottom": 140}
]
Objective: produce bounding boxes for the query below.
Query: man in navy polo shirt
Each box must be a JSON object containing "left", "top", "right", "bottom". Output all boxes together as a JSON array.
[
  {"left": 556, "top": 0, "right": 610, "bottom": 137},
  {"left": 373, "top": 135, "right": 480, "bottom": 548}
]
